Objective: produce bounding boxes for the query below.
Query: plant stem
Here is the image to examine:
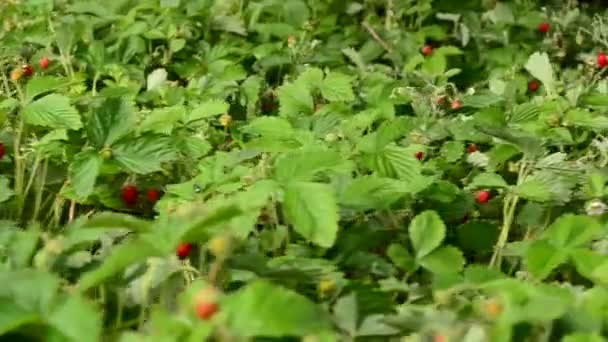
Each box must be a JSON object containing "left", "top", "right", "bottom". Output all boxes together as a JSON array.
[{"left": 490, "top": 161, "right": 528, "bottom": 268}]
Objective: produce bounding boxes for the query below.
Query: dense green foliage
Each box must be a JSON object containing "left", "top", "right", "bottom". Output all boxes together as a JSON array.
[{"left": 1, "top": 0, "right": 608, "bottom": 341}]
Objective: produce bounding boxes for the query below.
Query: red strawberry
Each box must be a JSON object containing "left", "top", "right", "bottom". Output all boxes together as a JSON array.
[
  {"left": 0, "top": 143, "right": 4, "bottom": 159},
  {"left": 146, "top": 189, "right": 161, "bottom": 203},
  {"left": 176, "top": 243, "right": 193, "bottom": 259},
  {"left": 597, "top": 52, "right": 607, "bottom": 68},
  {"left": 39, "top": 57, "right": 50, "bottom": 70},
  {"left": 528, "top": 80, "right": 539, "bottom": 92},
  {"left": 538, "top": 22, "right": 549, "bottom": 33},
  {"left": 467, "top": 143, "right": 477, "bottom": 153},
  {"left": 476, "top": 190, "right": 490, "bottom": 204},
  {"left": 450, "top": 99, "right": 462, "bottom": 110},
  {"left": 196, "top": 301, "right": 219, "bottom": 320},
  {"left": 121, "top": 185, "right": 138, "bottom": 206},
  {"left": 415, "top": 151, "right": 424, "bottom": 160},
  {"left": 421, "top": 45, "right": 433, "bottom": 56},
  {"left": 194, "top": 287, "right": 219, "bottom": 320},
  {"left": 22, "top": 64, "right": 34, "bottom": 78}
]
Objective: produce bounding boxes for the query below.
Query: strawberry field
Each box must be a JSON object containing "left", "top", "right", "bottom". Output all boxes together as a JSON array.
[{"left": 2, "top": 0, "right": 608, "bottom": 341}]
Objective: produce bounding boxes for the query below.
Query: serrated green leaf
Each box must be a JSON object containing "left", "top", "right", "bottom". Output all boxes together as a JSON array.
[
  {"left": 224, "top": 280, "right": 331, "bottom": 337},
  {"left": 113, "top": 135, "right": 178, "bottom": 174},
  {"left": 339, "top": 176, "right": 408, "bottom": 210},
  {"left": 22, "top": 94, "right": 82, "bottom": 130},
  {"left": 419, "top": 246, "right": 465, "bottom": 274},
  {"left": 468, "top": 173, "right": 509, "bottom": 189},
  {"left": 283, "top": 182, "right": 339, "bottom": 248},
  {"left": 440, "top": 141, "right": 463, "bottom": 162},
  {"left": 278, "top": 81, "right": 313, "bottom": 117},
  {"left": 543, "top": 214, "right": 602, "bottom": 249},
  {"left": 510, "top": 102, "right": 539, "bottom": 124},
  {"left": 524, "top": 239, "right": 568, "bottom": 280},
  {"left": 241, "top": 116, "right": 294, "bottom": 139},
  {"left": 274, "top": 147, "right": 343, "bottom": 183},
  {"left": 87, "top": 96, "right": 134, "bottom": 147},
  {"left": 188, "top": 99, "right": 229, "bottom": 123},
  {"left": 139, "top": 106, "right": 184, "bottom": 134},
  {"left": 409, "top": 210, "right": 446, "bottom": 259},
  {"left": 514, "top": 178, "right": 551, "bottom": 202},
  {"left": 319, "top": 72, "right": 355, "bottom": 102},
  {"left": 69, "top": 151, "right": 102, "bottom": 200},
  {"left": 25, "top": 76, "right": 71, "bottom": 102}
]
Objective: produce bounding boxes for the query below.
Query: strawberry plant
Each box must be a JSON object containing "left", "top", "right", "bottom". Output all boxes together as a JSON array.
[{"left": 1, "top": 0, "right": 608, "bottom": 341}]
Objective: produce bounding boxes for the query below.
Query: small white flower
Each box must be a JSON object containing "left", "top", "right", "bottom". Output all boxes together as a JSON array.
[{"left": 585, "top": 199, "right": 607, "bottom": 216}]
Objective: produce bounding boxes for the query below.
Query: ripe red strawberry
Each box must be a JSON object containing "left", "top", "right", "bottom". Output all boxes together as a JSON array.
[
  {"left": 421, "top": 45, "right": 433, "bottom": 56},
  {"left": 467, "top": 143, "right": 477, "bottom": 153},
  {"left": 39, "top": 57, "right": 50, "bottom": 70},
  {"left": 415, "top": 151, "right": 424, "bottom": 160},
  {"left": 176, "top": 243, "right": 193, "bottom": 259},
  {"left": 538, "top": 22, "right": 549, "bottom": 33},
  {"left": 528, "top": 80, "right": 539, "bottom": 92},
  {"left": 597, "top": 52, "right": 607, "bottom": 68},
  {"left": 0, "top": 143, "right": 4, "bottom": 159},
  {"left": 146, "top": 189, "right": 161, "bottom": 203},
  {"left": 121, "top": 185, "right": 138, "bottom": 206},
  {"left": 476, "top": 190, "right": 490, "bottom": 204},
  {"left": 196, "top": 301, "right": 219, "bottom": 320},
  {"left": 450, "top": 99, "right": 462, "bottom": 110},
  {"left": 22, "top": 64, "right": 34, "bottom": 78}
]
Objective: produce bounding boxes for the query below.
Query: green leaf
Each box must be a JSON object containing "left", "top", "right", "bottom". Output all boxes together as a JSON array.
[
  {"left": 78, "top": 237, "right": 163, "bottom": 291},
  {"left": 146, "top": 68, "right": 167, "bottom": 91},
  {"left": 139, "top": 106, "right": 184, "bottom": 134},
  {"left": 69, "top": 151, "right": 102, "bottom": 200},
  {"left": 468, "top": 173, "right": 509, "bottom": 189},
  {"left": 333, "top": 293, "right": 357, "bottom": 336},
  {"left": 0, "top": 270, "right": 61, "bottom": 312},
  {"left": 47, "top": 296, "right": 101, "bottom": 342},
  {"left": 25, "top": 76, "right": 71, "bottom": 102},
  {"left": 113, "top": 135, "right": 178, "bottom": 174},
  {"left": 421, "top": 53, "right": 446, "bottom": 76},
  {"left": 241, "top": 116, "right": 294, "bottom": 139},
  {"left": 419, "top": 246, "right": 465, "bottom": 274},
  {"left": 0, "top": 299, "right": 39, "bottom": 335},
  {"left": 86, "top": 96, "right": 134, "bottom": 147},
  {"left": 274, "top": 147, "right": 343, "bottom": 183},
  {"left": 562, "top": 333, "right": 605, "bottom": 342},
  {"left": 339, "top": 176, "right": 408, "bottom": 210},
  {"left": 524, "top": 240, "right": 568, "bottom": 280},
  {"left": 223, "top": 280, "right": 332, "bottom": 337},
  {"left": 387, "top": 244, "right": 416, "bottom": 271},
  {"left": 514, "top": 178, "right": 552, "bottom": 202},
  {"left": 283, "top": 182, "right": 339, "bottom": 248},
  {"left": 22, "top": 94, "right": 82, "bottom": 130},
  {"left": 542, "top": 214, "right": 602, "bottom": 249},
  {"left": 0, "top": 176, "right": 14, "bottom": 203},
  {"left": 409, "top": 210, "right": 446, "bottom": 259},
  {"left": 524, "top": 52, "right": 555, "bottom": 93},
  {"left": 440, "top": 141, "right": 463, "bottom": 162},
  {"left": 319, "top": 72, "right": 355, "bottom": 102},
  {"left": 187, "top": 99, "right": 229, "bottom": 122},
  {"left": 278, "top": 81, "right": 313, "bottom": 117}
]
